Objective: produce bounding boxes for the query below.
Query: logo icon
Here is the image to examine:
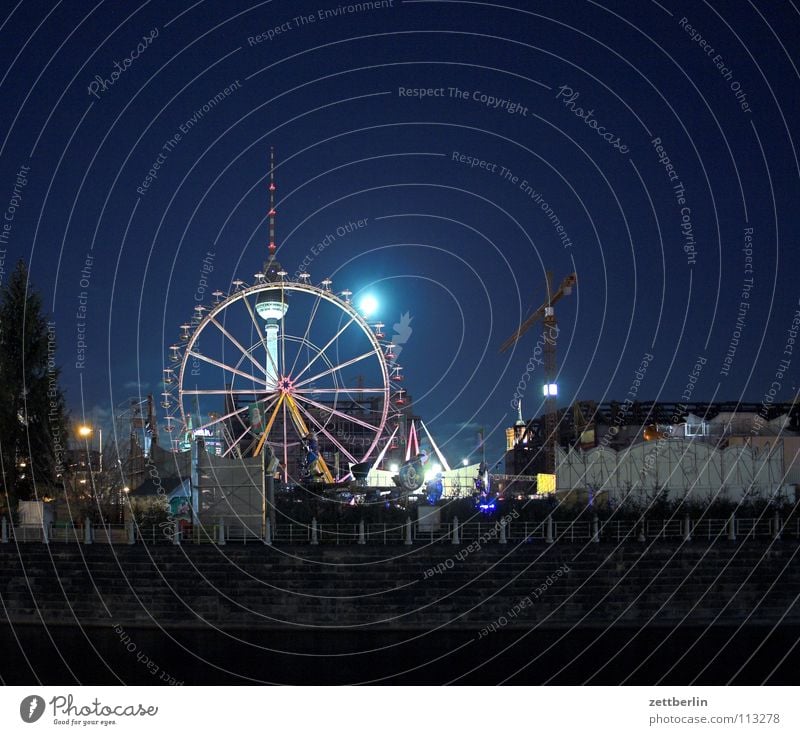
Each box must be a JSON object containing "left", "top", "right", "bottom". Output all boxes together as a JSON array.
[
  {"left": 20, "top": 695, "right": 45, "bottom": 723},
  {"left": 390, "top": 311, "right": 413, "bottom": 364}
]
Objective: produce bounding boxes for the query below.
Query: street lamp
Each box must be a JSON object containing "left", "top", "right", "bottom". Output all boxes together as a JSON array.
[{"left": 77, "top": 424, "right": 103, "bottom": 472}]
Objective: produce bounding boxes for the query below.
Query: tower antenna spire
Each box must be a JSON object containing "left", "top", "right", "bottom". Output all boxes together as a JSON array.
[{"left": 268, "top": 146, "right": 277, "bottom": 260}]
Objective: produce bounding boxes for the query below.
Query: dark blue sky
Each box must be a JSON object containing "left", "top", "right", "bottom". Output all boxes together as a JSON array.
[{"left": 1, "top": 0, "right": 799, "bottom": 467}]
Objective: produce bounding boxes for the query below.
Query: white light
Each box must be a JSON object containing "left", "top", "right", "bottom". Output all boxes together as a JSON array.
[
  {"left": 543, "top": 383, "right": 558, "bottom": 396},
  {"left": 389, "top": 463, "right": 399, "bottom": 473},
  {"left": 423, "top": 470, "right": 434, "bottom": 483},
  {"left": 432, "top": 463, "right": 441, "bottom": 474},
  {"left": 359, "top": 294, "right": 378, "bottom": 317},
  {"left": 462, "top": 458, "right": 469, "bottom": 466}
]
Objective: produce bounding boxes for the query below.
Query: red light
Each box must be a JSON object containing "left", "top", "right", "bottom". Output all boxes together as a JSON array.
[{"left": 269, "top": 183, "right": 276, "bottom": 191}]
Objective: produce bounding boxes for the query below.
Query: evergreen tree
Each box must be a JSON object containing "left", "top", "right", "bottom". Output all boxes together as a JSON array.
[{"left": 0, "top": 260, "right": 68, "bottom": 508}]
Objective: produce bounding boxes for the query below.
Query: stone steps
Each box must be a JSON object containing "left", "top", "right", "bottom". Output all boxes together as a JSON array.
[{"left": 3, "top": 541, "right": 799, "bottom": 631}]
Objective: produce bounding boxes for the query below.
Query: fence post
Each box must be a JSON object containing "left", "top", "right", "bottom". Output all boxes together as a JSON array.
[
  {"left": 499, "top": 517, "right": 507, "bottom": 545},
  {"left": 173, "top": 523, "right": 181, "bottom": 546},
  {"left": 264, "top": 517, "right": 273, "bottom": 546},
  {"left": 683, "top": 514, "right": 691, "bottom": 542},
  {"left": 217, "top": 518, "right": 226, "bottom": 546},
  {"left": 1, "top": 516, "right": 8, "bottom": 543},
  {"left": 773, "top": 510, "right": 781, "bottom": 540},
  {"left": 311, "top": 518, "right": 319, "bottom": 545},
  {"left": 452, "top": 517, "right": 460, "bottom": 545},
  {"left": 42, "top": 521, "right": 49, "bottom": 545},
  {"left": 546, "top": 515, "right": 554, "bottom": 544},
  {"left": 127, "top": 521, "right": 135, "bottom": 545},
  {"left": 592, "top": 515, "right": 600, "bottom": 543},
  {"left": 84, "top": 518, "right": 92, "bottom": 545},
  {"left": 404, "top": 517, "right": 413, "bottom": 546},
  {"left": 728, "top": 513, "right": 736, "bottom": 542},
  {"left": 637, "top": 522, "right": 645, "bottom": 543},
  {"left": 358, "top": 519, "right": 366, "bottom": 545}
]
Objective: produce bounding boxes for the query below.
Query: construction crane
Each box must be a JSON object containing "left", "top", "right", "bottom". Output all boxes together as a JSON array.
[{"left": 500, "top": 271, "right": 576, "bottom": 475}]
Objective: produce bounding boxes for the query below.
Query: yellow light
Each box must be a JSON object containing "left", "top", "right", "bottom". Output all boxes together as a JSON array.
[
  {"left": 537, "top": 473, "right": 556, "bottom": 494},
  {"left": 78, "top": 425, "right": 93, "bottom": 438}
]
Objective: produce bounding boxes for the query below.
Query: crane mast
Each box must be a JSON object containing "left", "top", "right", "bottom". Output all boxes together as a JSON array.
[{"left": 500, "top": 271, "right": 576, "bottom": 475}]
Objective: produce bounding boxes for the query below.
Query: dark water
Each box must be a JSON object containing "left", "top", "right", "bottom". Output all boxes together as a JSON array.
[{"left": 1, "top": 623, "right": 798, "bottom": 685}]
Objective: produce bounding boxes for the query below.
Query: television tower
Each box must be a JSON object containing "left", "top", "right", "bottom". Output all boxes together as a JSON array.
[{"left": 255, "top": 147, "right": 288, "bottom": 389}]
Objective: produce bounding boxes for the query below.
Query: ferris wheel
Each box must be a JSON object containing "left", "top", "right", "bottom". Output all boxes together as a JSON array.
[
  {"left": 161, "top": 261, "right": 398, "bottom": 482},
  {"left": 160, "top": 150, "right": 409, "bottom": 481}
]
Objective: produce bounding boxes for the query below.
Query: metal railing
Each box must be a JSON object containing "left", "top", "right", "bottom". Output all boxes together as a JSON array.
[{"left": 1, "top": 516, "right": 796, "bottom": 546}]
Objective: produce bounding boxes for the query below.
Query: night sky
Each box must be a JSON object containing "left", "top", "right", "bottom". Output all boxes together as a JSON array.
[{"left": 1, "top": 0, "right": 799, "bottom": 468}]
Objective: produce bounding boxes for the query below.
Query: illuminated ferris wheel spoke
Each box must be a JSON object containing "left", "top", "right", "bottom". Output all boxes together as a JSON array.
[
  {"left": 222, "top": 425, "right": 254, "bottom": 458},
  {"left": 292, "top": 314, "right": 358, "bottom": 382},
  {"left": 292, "top": 399, "right": 358, "bottom": 464},
  {"left": 281, "top": 397, "right": 289, "bottom": 482},
  {"left": 287, "top": 289, "right": 323, "bottom": 378},
  {"left": 195, "top": 405, "right": 250, "bottom": 433},
  {"left": 182, "top": 389, "right": 270, "bottom": 395},
  {"left": 293, "top": 387, "right": 386, "bottom": 394},
  {"left": 241, "top": 292, "right": 280, "bottom": 378},
  {"left": 293, "top": 393, "right": 383, "bottom": 434},
  {"left": 279, "top": 282, "right": 287, "bottom": 387},
  {"left": 187, "top": 350, "right": 271, "bottom": 387},
  {"left": 221, "top": 393, "right": 280, "bottom": 458},
  {"left": 209, "top": 316, "right": 269, "bottom": 378},
  {"left": 293, "top": 350, "right": 378, "bottom": 390}
]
